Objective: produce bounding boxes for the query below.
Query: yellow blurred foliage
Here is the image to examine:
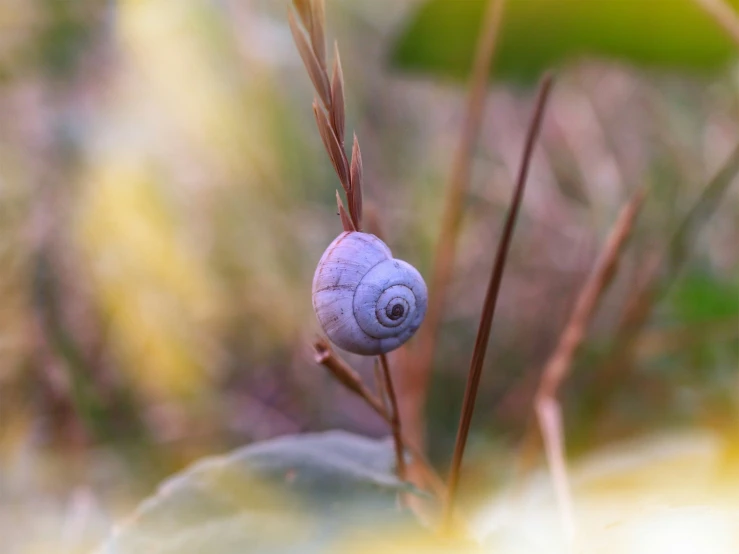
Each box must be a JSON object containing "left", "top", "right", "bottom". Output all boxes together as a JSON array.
[
  {"left": 116, "top": 0, "right": 312, "bottom": 352},
  {"left": 72, "top": 0, "right": 322, "bottom": 400},
  {"left": 117, "top": 0, "right": 274, "bottom": 181},
  {"left": 76, "top": 161, "right": 221, "bottom": 400},
  {"left": 474, "top": 431, "right": 739, "bottom": 553}
]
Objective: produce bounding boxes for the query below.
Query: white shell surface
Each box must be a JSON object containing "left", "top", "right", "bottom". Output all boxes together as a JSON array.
[{"left": 312, "top": 232, "right": 427, "bottom": 355}]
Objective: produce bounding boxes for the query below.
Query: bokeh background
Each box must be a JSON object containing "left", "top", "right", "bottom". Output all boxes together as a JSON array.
[{"left": 0, "top": 1, "right": 737, "bottom": 552}]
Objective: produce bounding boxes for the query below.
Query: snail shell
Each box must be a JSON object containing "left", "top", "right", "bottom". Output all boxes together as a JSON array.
[{"left": 312, "top": 232, "right": 428, "bottom": 355}]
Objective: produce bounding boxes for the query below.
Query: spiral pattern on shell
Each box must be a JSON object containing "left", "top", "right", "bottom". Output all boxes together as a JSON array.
[{"left": 312, "top": 232, "right": 428, "bottom": 355}]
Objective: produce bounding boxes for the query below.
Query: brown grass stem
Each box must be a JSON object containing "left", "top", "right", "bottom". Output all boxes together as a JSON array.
[
  {"left": 663, "top": 143, "right": 739, "bottom": 279},
  {"left": 313, "top": 340, "right": 446, "bottom": 498},
  {"left": 373, "top": 358, "right": 389, "bottom": 410},
  {"left": 588, "top": 141, "right": 739, "bottom": 412},
  {"left": 536, "top": 190, "right": 645, "bottom": 401},
  {"left": 693, "top": 0, "right": 739, "bottom": 46},
  {"left": 517, "top": 143, "right": 739, "bottom": 490},
  {"left": 407, "top": 0, "right": 507, "bottom": 448},
  {"left": 533, "top": 189, "right": 645, "bottom": 544},
  {"left": 442, "top": 73, "right": 555, "bottom": 533},
  {"left": 379, "top": 353, "right": 406, "bottom": 479},
  {"left": 314, "top": 338, "right": 385, "bottom": 414}
]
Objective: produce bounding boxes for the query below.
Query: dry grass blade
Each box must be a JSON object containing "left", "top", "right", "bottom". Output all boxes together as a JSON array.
[
  {"left": 330, "top": 42, "right": 346, "bottom": 144},
  {"left": 443, "top": 72, "right": 555, "bottom": 533},
  {"left": 313, "top": 340, "right": 446, "bottom": 498},
  {"left": 289, "top": 9, "right": 331, "bottom": 109},
  {"left": 350, "top": 134, "right": 363, "bottom": 230},
  {"left": 665, "top": 143, "right": 739, "bottom": 278},
  {"left": 293, "top": 0, "right": 313, "bottom": 32},
  {"left": 314, "top": 339, "right": 384, "bottom": 415},
  {"left": 538, "top": 190, "right": 645, "bottom": 398},
  {"left": 533, "top": 189, "right": 645, "bottom": 544},
  {"left": 379, "top": 353, "right": 406, "bottom": 479},
  {"left": 310, "top": 0, "right": 327, "bottom": 68},
  {"left": 535, "top": 398, "right": 572, "bottom": 543},
  {"left": 374, "top": 359, "right": 389, "bottom": 411},
  {"left": 313, "top": 101, "right": 351, "bottom": 192},
  {"left": 336, "top": 190, "right": 356, "bottom": 232},
  {"left": 588, "top": 141, "right": 739, "bottom": 411},
  {"left": 693, "top": 0, "right": 739, "bottom": 46},
  {"left": 407, "top": 0, "right": 508, "bottom": 451}
]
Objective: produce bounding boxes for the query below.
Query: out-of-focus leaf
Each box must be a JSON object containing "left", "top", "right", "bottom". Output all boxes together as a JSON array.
[
  {"left": 110, "top": 0, "right": 315, "bottom": 360},
  {"left": 391, "top": 0, "right": 739, "bottom": 84},
  {"left": 98, "top": 431, "right": 427, "bottom": 554},
  {"left": 475, "top": 431, "right": 739, "bottom": 553},
  {"left": 660, "top": 272, "right": 739, "bottom": 374},
  {"left": 76, "top": 163, "right": 221, "bottom": 401},
  {"left": 36, "top": 0, "right": 102, "bottom": 79}
]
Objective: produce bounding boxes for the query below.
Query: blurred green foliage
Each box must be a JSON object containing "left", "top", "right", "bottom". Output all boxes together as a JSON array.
[
  {"left": 391, "top": 0, "right": 739, "bottom": 83},
  {"left": 36, "top": 0, "right": 97, "bottom": 79},
  {"left": 670, "top": 273, "right": 739, "bottom": 323}
]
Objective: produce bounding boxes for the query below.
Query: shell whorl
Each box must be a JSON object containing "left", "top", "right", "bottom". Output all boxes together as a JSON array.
[{"left": 312, "top": 232, "right": 427, "bottom": 355}]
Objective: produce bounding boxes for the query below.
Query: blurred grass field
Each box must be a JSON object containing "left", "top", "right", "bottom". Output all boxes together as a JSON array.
[{"left": 0, "top": 1, "right": 737, "bottom": 552}]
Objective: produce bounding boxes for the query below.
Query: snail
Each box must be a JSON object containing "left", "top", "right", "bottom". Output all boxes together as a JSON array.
[{"left": 312, "top": 231, "right": 428, "bottom": 355}]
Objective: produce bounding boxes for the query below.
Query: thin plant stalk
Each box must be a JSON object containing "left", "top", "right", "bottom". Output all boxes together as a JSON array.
[
  {"left": 373, "top": 358, "right": 389, "bottom": 411},
  {"left": 516, "top": 142, "right": 739, "bottom": 486},
  {"left": 313, "top": 340, "right": 446, "bottom": 498},
  {"left": 292, "top": 0, "right": 437, "bottom": 502},
  {"left": 534, "top": 189, "right": 645, "bottom": 545},
  {"left": 443, "top": 73, "right": 555, "bottom": 532},
  {"left": 379, "top": 353, "right": 406, "bottom": 479},
  {"left": 406, "top": 0, "right": 507, "bottom": 449},
  {"left": 314, "top": 338, "right": 384, "bottom": 414},
  {"left": 588, "top": 141, "right": 739, "bottom": 414}
]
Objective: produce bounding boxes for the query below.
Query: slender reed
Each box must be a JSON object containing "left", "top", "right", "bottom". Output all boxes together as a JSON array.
[
  {"left": 290, "top": 0, "right": 415, "bottom": 486},
  {"left": 517, "top": 143, "right": 739, "bottom": 494},
  {"left": 443, "top": 73, "right": 555, "bottom": 532},
  {"left": 408, "top": 0, "right": 508, "bottom": 450},
  {"left": 380, "top": 353, "right": 406, "bottom": 479},
  {"left": 534, "top": 189, "right": 645, "bottom": 544},
  {"left": 314, "top": 338, "right": 386, "bottom": 416},
  {"left": 588, "top": 142, "right": 739, "bottom": 412},
  {"left": 313, "top": 340, "right": 447, "bottom": 498}
]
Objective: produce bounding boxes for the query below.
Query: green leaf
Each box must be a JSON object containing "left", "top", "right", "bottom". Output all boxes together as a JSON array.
[
  {"left": 391, "top": 0, "right": 739, "bottom": 84},
  {"left": 98, "top": 431, "right": 425, "bottom": 554},
  {"left": 668, "top": 272, "right": 739, "bottom": 323}
]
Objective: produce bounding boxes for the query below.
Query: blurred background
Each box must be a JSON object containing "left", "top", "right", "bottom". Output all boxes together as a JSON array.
[{"left": 0, "top": 0, "right": 737, "bottom": 552}]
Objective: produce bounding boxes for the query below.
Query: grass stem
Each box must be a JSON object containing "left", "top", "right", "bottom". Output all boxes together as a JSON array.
[
  {"left": 314, "top": 340, "right": 446, "bottom": 497},
  {"left": 379, "top": 353, "right": 406, "bottom": 479},
  {"left": 534, "top": 189, "right": 645, "bottom": 545},
  {"left": 442, "top": 73, "right": 555, "bottom": 533},
  {"left": 408, "top": 0, "right": 508, "bottom": 449}
]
